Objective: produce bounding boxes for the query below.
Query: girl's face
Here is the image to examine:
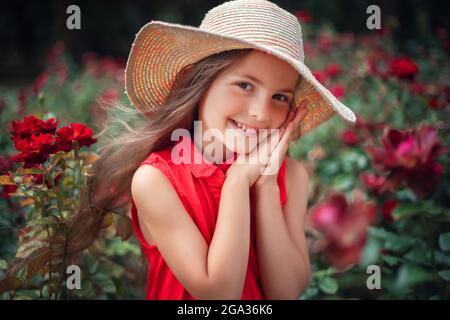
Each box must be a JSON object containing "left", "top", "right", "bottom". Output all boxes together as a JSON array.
[{"left": 198, "top": 50, "right": 300, "bottom": 158}]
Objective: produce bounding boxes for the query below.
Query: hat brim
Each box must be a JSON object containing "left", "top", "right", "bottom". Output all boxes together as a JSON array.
[{"left": 125, "top": 20, "right": 356, "bottom": 135}]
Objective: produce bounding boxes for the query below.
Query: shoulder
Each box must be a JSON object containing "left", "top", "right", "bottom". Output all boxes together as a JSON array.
[
  {"left": 131, "top": 164, "right": 172, "bottom": 201},
  {"left": 284, "top": 156, "right": 309, "bottom": 197}
]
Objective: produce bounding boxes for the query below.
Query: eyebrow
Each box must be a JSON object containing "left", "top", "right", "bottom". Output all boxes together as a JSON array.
[{"left": 234, "top": 73, "right": 295, "bottom": 94}]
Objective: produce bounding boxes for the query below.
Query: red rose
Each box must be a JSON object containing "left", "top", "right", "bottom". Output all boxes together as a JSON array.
[
  {"left": 365, "top": 125, "right": 445, "bottom": 198},
  {"left": 341, "top": 130, "right": 358, "bottom": 145},
  {"left": 326, "top": 63, "right": 342, "bottom": 77},
  {"left": 10, "top": 133, "right": 56, "bottom": 168},
  {"left": 389, "top": 57, "right": 419, "bottom": 81},
  {"left": 55, "top": 123, "right": 97, "bottom": 152},
  {"left": 10, "top": 115, "right": 59, "bottom": 140}
]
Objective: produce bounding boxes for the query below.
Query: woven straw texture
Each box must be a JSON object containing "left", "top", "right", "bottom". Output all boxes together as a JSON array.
[{"left": 125, "top": 0, "right": 356, "bottom": 135}]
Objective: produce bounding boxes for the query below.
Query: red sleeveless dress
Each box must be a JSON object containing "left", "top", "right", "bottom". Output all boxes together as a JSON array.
[{"left": 130, "top": 135, "right": 288, "bottom": 299}]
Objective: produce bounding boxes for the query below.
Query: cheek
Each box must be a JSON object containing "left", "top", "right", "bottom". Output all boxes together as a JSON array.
[{"left": 272, "top": 107, "right": 290, "bottom": 127}]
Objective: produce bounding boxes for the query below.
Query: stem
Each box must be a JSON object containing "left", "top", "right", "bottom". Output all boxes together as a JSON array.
[
  {"left": 73, "top": 142, "right": 83, "bottom": 202},
  {"left": 37, "top": 169, "right": 54, "bottom": 299},
  {"left": 42, "top": 164, "right": 64, "bottom": 221}
]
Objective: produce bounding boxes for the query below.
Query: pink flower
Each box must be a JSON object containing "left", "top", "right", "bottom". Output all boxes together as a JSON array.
[
  {"left": 365, "top": 125, "right": 446, "bottom": 198},
  {"left": 310, "top": 193, "right": 376, "bottom": 269}
]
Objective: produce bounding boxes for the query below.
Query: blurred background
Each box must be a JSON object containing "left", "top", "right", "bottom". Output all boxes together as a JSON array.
[
  {"left": 1, "top": 0, "right": 449, "bottom": 86},
  {"left": 0, "top": 0, "right": 449, "bottom": 300}
]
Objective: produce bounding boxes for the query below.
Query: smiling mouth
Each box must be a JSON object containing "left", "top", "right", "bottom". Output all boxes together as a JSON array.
[{"left": 230, "top": 119, "right": 259, "bottom": 136}]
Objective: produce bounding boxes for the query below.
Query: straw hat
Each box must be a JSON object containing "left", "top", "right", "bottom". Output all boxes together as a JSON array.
[{"left": 125, "top": 0, "right": 356, "bottom": 135}]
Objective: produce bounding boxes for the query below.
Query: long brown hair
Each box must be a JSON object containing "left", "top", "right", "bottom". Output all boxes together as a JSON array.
[{"left": 62, "top": 48, "right": 255, "bottom": 257}]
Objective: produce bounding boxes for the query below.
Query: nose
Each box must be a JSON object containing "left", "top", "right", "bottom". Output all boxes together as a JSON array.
[{"left": 248, "top": 98, "right": 271, "bottom": 124}]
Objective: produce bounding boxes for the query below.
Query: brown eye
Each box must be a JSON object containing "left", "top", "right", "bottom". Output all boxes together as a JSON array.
[
  {"left": 236, "top": 82, "right": 252, "bottom": 91},
  {"left": 274, "top": 94, "right": 289, "bottom": 102}
]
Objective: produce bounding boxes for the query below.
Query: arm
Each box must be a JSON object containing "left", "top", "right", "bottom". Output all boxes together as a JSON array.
[
  {"left": 254, "top": 157, "right": 311, "bottom": 299},
  {"left": 131, "top": 165, "right": 251, "bottom": 299}
]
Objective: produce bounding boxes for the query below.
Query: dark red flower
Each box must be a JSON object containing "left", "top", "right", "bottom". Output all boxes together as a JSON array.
[
  {"left": 427, "top": 96, "right": 444, "bottom": 109},
  {"left": 365, "top": 125, "right": 446, "bottom": 198},
  {"left": 381, "top": 199, "right": 398, "bottom": 223},
  {"left": 341, "top": 130, "right": 358, "bottom": 145},
  {"left": 10, "top": 134, "right": 56, "bottom": 168},
  {"left": 294, "top": 10, "right": 312, "bottom": 24},
  {"left": 55, "top": 123, "right": 97, "bottom": 152},
  {"left": 1, "top": 183, "right": 18, "bottom": 199},
  {"left": 389, "top": 57, "right": 419, "bottom": 81},
  {"left": 360, "top": 172, "right": 386, "bottom": 193},
  {"left": 10, "top": 115, "right": 59, "bottom": 140},
  {"left": 331, "top": 84, "right": 346, "bottom": 99},
  {"left": 310, "top": 193, "right": 376, "bottom": 269},
  {"left": 0, "top": 155, "right": 14, "bottom": 175},
  {"left": 326, "top": 63, "right": 342, "bottom": 77}
]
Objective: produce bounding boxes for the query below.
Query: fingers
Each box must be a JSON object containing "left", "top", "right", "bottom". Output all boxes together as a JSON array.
[{"left": 280, "top": 100, "right": 308, "bottom": 142}]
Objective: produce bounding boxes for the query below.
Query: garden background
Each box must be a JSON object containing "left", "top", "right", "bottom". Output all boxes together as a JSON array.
[{"left": 0, "top": 0, "right": 449, "bottom": 299}]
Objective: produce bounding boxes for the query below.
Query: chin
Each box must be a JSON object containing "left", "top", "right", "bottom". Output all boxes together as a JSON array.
[{"left": 223, "top": 118, "right": 259, "bottom": 154}]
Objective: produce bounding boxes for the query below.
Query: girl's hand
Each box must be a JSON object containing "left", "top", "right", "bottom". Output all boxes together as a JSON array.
[
  {"left": 226, "top": 124, "right": 283, "bottom": 187},
  {"left": 254, "top": 100, "right": 308, "bottom": 188}
]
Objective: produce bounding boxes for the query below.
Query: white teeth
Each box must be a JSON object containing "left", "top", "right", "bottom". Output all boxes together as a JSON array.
[{"left": 233, "top": 120, "right": 257, "bottom": 134}]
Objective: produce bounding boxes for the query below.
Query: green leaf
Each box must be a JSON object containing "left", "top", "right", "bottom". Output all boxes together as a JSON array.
[
  {"left": 0, "top": 260, "right": 7, "bottom": 271},
  {"left": 331, "top": 174, "right": 354, "bottom": 191},
  {"left": 360, "top": 237, "right": 381, "bottom": 267},
  {"left": 300, "top": 287, "right": 319, "bottom": 300},
  {"left": 383, "top": 255, "right": 402, "bottom": 267},
  {"left": 438, "top": 270, "right": 450, "bottom": 281},
  {"left": 27, "top": 216, "right": 59, "bottom": 227},
  {"left": 93, "top": 273, "right": 116, "bottom": 294},
  {"left": 318, "top": 277, "right": 338, "bottom": 295},
  {"left": 16, "top": 266, "right": 28, "bottom": 282},
  {"left": 439, "top": 233, "right": 450, "bottom": 251},
  {"left": 392, "top": 203, "right": 422, "bottom": 220},
  {"left": 395, "top": 264, "right": 433, "bottom": 290}
]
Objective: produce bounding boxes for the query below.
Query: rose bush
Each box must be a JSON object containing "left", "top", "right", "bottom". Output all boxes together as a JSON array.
[{"left": 0, "top": 11, "right": 449, "bottom": 299}]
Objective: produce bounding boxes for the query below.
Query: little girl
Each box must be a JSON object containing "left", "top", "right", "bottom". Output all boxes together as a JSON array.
[{"left": 110, "top": 0, "right": 355, "bottom": 300}]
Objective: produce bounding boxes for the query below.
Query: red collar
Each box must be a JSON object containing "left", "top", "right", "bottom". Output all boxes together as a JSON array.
[{"left": 173, "top": 135, "right": 238, "bottom": 178}]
